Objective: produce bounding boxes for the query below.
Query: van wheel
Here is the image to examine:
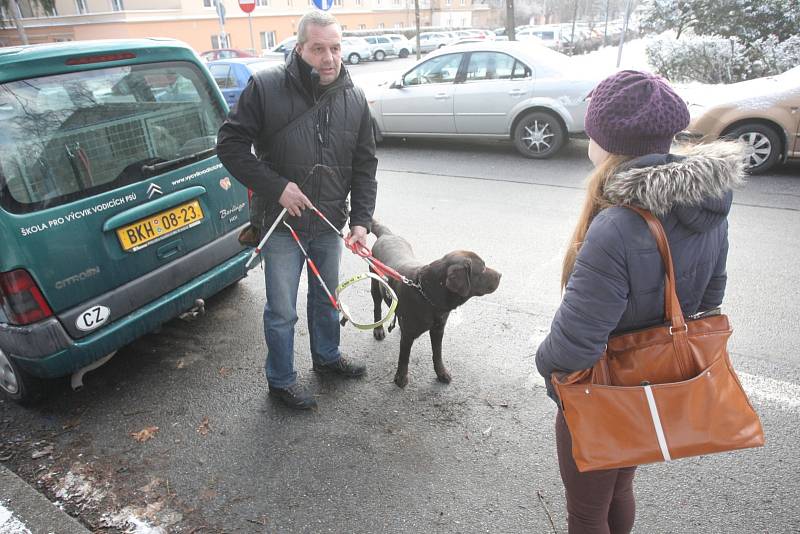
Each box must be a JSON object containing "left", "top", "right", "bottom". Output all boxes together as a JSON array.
[
  {"left": 0, "top": 347, "right": 46, "bottom": 405},
  {"left": 399, "top": 49, "right": 409, "bottom": 58},
  {"left": 374, "top": 50, "right": 386, "bottom": 61},
  {"left": 348, "top": 53, "right": 361, "bottom": 65},
  {"left": 512, "top": 111, "right": 565, "bottom": 159},
  {"left": 726, "top": 123, "right": 781, "bottom": 174}
]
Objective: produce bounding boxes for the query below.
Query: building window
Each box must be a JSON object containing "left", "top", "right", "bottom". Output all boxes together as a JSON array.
[
  {"left": 358, "top": 24, "right": 366, "bottom": 30},
  {"left": 394, "top": 22, "right": 403, "bottom": 28},
  {"left": 355, "top": 0, "right": 361, "bottom": 5},
  {"left": 211, "top": 34, "right": 230, "bottom": 49},
  {"left": 341, "top": 24, "right": 347, "bottom": 30},
  {"left": 260, "top": 30, "right": 276, "bottom": 49},
  {"left": 111, "top": 0, "right": 124, "bottom": 11},
  {"left": 393, "top": 0, "right": 399, "bottom": 4},
  {"left": 378, "top": 22, "right": 384, "bottom": 29},
  {"left": 256, "top": 0, "right": 268, "bottom": 5},
  {"left": 333, "top": 0, "right": 342, "bottom": 5},
  {"left": 76, "top": 0, "right": 88, "bottom": 14},
  {"left": 445, "top": 0, "right": 451, "bottom": 5},
  {"left": 460, "top": 0, "right": 465, "bottom": 4},
  {"left": 203, "top": 0, "right": 213, "bottom": 7}
]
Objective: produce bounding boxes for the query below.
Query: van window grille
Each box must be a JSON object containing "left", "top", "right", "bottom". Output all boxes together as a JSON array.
[{"left": 0, "top": 61, "right": 225, "bottom": 214}]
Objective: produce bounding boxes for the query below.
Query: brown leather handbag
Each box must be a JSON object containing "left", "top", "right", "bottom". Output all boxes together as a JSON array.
[{"left": 551, "top": 207, "right": 764, "bottom": 472}]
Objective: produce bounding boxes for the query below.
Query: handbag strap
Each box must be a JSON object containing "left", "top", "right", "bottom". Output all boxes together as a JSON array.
[{"left": 626, "top": 206, "right": 695, "bottom": 375}]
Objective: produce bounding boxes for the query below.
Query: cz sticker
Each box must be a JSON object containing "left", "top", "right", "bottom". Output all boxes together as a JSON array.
[{"left": 76, "top": 305, "right": 110, "bottom": 332}]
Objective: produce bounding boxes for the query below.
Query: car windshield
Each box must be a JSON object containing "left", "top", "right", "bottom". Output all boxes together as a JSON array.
[{"left": 0, "top": 61, "right": 225, "bottom": 214}]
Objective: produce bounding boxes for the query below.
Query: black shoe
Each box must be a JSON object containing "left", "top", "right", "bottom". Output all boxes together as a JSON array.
[
  {"left": 312, "top": 356, "right": 366, "bottom": 378},
  {"left": 268, "top": 383, "right": 317, "bottom": 410}
]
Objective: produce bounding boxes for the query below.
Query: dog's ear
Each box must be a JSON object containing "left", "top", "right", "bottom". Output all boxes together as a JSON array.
[{"left": 445, "top": 259, "right": 471, "bottom": 297}]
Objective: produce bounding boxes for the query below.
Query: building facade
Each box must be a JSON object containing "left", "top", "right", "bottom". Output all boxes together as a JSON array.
[{"left": 0, "top": 0, "right": 495, "bottom": 54}]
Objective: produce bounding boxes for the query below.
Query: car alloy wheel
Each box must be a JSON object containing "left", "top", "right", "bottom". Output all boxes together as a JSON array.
[
  {"left": 0, "top": 348, "right": 19, "bottom": 396},
  {"left": 512, "top": 110, "right": 566, "bottom": 159},
  {"left": 348, "top": 53, "right": 360, "bottom": 65},
  {"left": 374, "top": 50, "right": 386, "bottom": 61},
  {"left": 727, "top": 123, "right": 781, "bottom": 174},
  {"left": 0, "top": 346, "right": 46, "bottom": 404}
]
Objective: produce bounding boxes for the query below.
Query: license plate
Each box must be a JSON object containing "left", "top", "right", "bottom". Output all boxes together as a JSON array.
[{"left": 117, "top": 200, "right": 204, "bottom": 252}]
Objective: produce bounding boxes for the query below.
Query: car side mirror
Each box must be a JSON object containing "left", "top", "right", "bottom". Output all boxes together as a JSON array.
[{"left": 390, "top": 78, "right": 404, "bottom": 89}]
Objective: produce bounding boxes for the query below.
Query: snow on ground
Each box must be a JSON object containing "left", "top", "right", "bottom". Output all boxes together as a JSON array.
[{"left": 0, "top": 502, "right": 32, "bottom": 534}]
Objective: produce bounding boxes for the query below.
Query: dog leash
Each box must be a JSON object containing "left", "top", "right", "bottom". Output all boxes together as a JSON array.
[
  {"left": 307, "top": 208, "right": 436, "bottom": 306},
  {"left": 281, "top": 216, "right": 398, "bottom": 330}
]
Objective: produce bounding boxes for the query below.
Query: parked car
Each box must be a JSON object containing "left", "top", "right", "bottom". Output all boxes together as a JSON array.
[
  {"left": 262, "top": 36, "right": 297, "bottom": 60},
  {"left": 367, "top": 41, "right": 600, "bottom": 158},
  {"left": 207, "top": 57, "right": 283, "bottom": 109},
  {"left": 363, "top": 35, "right": 397, "bottom": 61},
  {"left": 515, "top": 25, "right": 568, "bottom": 51},
  {"left": 263, "top": 35, "right": 372, "bottom": 65},
  {"left": 341, "top": 36, "right": 373, "bottom": 64},
  {"left": 385, "top": 33, "right": 415, "bottom": 58},
  {"left": 0, "top": 39, "right": 253, "bottom": 403},
  {"left": 415, "top": 31, "right": 457, "bottom": 53},
  {"left": 678, "top": 66, "right": 800, "bottom": 174},
  {"left": 199, "top": 48, "right": 256, "bottom": 62}
]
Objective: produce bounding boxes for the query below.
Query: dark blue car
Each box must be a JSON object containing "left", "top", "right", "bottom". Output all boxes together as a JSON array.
[{"left": 207, "top": 57, "right": 283, "bottom": 109}]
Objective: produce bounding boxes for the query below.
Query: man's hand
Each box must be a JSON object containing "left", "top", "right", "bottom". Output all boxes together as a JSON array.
[
  {"left": 278, "top": 182, "right": 314, "bottom": 217},
  {"left": 345, "top": 225, "right": 368, "bottom": 248}
]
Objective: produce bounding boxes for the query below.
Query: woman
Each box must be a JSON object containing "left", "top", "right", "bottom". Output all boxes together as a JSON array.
[{"left": 535, "top": 70, "right": 745, "bottom": 533}]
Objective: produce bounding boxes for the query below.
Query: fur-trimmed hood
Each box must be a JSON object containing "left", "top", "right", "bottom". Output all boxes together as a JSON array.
[{"left": 603, "top": 142, "right": 746, "bottom": 223}]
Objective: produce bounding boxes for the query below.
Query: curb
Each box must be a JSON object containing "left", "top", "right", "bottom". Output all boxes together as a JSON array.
[{"left": 0, "top": 463, "right": 90, "bottom": 534}]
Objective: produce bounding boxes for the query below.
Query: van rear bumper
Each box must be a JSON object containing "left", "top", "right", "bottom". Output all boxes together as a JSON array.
[{"left": 0, "top": 232, "right": 250, "bottom": 378}]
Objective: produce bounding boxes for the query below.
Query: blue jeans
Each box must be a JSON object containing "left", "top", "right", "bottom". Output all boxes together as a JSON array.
[{"left": 262, "top": 229, "right": 342, "bottom": 388}]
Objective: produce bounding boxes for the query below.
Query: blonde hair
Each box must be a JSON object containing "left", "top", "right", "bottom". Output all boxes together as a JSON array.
[{"left": 561, "top": 154, "right": 633, "bottom": 289}]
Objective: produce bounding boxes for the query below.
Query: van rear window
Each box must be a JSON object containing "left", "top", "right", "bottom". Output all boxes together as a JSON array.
[{"left": 0, "top": 61, "right": 226, "bottom": 214}]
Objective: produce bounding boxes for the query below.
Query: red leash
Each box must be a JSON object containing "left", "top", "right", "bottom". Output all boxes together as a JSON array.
[{"left": 309, "top": 207, "right": 405, "bottom": 284}]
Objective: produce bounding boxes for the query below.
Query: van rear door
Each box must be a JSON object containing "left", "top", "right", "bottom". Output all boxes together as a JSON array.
[{"left": 0, "top": 58, "right": 247, "bottom": 335}]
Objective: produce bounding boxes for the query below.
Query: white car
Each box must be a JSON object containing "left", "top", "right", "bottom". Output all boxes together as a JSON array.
[
  {"left": 415, "top": 31, "right": 457, "bottom": 53},
  {"left": 515, "top": 25, "right": 568, "bottom": 50},
  {"left": 262, "top": 35, "right": 372, "bottom": 65},
  {"left": 385, "top": 33, "right": 415, "bottom": 58},
  {"left": 341, "top": 36, "right": 373, "bottom": 65},
  {"left": 362, "top": 35, "right": 397, "bottom": 61},
  {"left": 367, "top": 41, "right": 601, "bottom": 158}
]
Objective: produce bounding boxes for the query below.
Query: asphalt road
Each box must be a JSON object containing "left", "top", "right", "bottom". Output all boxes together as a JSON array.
[{"left": 1, "top": 140, "right": 799, "bottom": 533}]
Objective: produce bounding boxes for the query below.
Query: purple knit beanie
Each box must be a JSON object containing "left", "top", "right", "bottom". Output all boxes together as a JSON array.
[{"left": 584, "top": 70, "right": 690, "bottom": 156}]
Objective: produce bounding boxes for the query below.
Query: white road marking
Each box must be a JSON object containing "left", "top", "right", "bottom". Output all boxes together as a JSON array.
[{"left": 738, "top": 371, "right": 800, "bottom": 411}]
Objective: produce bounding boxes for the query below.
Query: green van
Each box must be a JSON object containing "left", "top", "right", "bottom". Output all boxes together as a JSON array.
[{"left": 0, "top": 39, "right": 250, "bottom": 403}]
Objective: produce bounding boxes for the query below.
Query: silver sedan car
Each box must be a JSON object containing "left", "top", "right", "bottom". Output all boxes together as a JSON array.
[{"left": 367, "top": 41, "right": 603, "bottom": 158}]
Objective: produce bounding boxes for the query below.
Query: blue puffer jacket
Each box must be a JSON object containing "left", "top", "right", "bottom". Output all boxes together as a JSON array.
[{"left": 536, "top": 142, "right": 745, "bottom": 402}]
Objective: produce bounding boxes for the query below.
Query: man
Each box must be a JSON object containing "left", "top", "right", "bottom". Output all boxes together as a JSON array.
[{"left": 216, "top": 10, "right": 378, "bottom": 410}]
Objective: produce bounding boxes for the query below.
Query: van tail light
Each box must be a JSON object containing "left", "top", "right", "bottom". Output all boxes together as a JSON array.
[
  {"left": 0, "top": 269, "right": 53, "bottom": 325},
  {"left": 65, "top": 52, "right": 136, "bottom": 65}
]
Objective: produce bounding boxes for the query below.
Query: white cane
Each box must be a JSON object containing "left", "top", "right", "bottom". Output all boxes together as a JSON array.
[{"left": 244, "top": 206, "right": 287, "bottom": 270}]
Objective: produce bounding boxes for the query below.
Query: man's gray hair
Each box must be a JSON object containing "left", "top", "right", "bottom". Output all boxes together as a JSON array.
[{"left": 296, "top": 10, "right": 340, "bottom": 45}]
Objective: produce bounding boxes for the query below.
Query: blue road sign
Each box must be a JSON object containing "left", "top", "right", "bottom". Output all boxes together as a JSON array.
[{"left": 312, "top": 0, "right": 333, "bottom": 10}]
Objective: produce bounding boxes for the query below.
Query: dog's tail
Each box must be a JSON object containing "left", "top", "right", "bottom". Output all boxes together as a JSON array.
[{"left": 371, "top": 219, "right": 392, "bottom": 238}]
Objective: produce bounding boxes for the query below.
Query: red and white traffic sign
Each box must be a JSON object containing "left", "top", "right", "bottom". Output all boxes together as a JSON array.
[{"left": 238, "top": 0, "right": 255, "bottom": 13}]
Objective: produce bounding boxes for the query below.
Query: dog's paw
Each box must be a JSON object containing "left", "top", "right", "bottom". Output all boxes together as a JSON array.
[
  {"left": 394, "top": 372, "right": 409, "bottom": 388},
  {"left": 373, "top": 326, "right": 385, "bottom": 341},
  {"left": 436, "top": 369, "right": 452, "bottom": 384}
]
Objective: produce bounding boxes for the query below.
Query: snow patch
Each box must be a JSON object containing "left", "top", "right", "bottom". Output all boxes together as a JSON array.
[
  {"left": 100, "top": 509, "right": 166, "bottom": 534},
  {"left": 0, "top": 502, "right": 32, "bottom": 534}
]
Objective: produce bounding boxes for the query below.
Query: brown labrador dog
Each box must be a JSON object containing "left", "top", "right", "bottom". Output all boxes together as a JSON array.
[{"left": 370, "top": 221, "right": 501, "bottom": 387}]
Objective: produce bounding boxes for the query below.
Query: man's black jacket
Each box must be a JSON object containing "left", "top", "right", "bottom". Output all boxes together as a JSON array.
[{"left": 216, "top": 51, "right": 378, "bottom": 236}]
